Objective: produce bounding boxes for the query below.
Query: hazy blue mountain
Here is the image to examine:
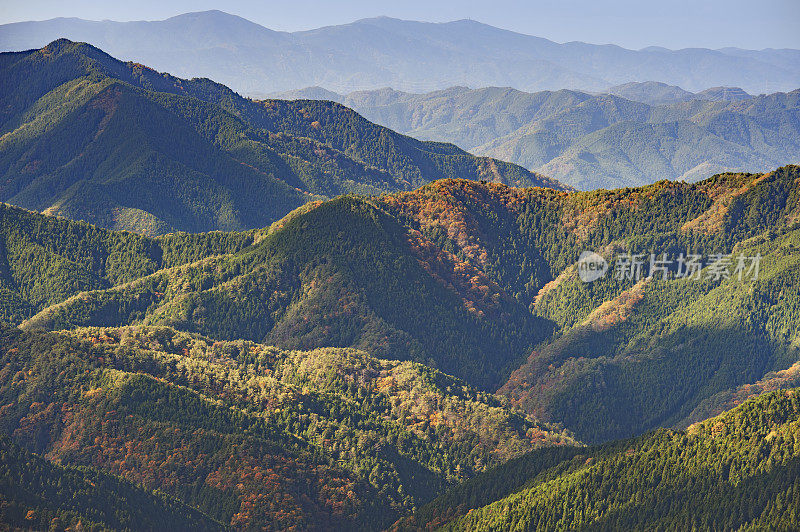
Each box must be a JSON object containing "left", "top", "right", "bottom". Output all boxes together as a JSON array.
[
  {"left": 695, "top": 86, "right": 753, "bottom": 101},
  {"left": 273, "top": 86, "right": 595, "bottom": 149},
  {"left": 605, "top": 81, "right": 700, "bottom": 105},
  {"left": 604, "top": 82, "right": 753, "bottom": 105},
  {"left": 1, "top": 11, "right": 798, "bottom": 95},
  {"left": 277, "top": 85, "right": 800, "bottom": 189}
]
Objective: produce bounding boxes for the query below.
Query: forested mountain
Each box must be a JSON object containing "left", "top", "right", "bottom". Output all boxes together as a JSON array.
[
  {"left": 404, "top": 388, "right": 800, "bottom": 530},
  {"left": 9, "top": 164, "right": 799, "bottom": 445},
  {"left": 382, "top": 166, "right": 800, "bottom": 443},
  {"left": 278, "top": 85, "right": 800, "bottom": 189},
  {"left": 0, "top": 325, "right": 574, "bottom": 530},
  {"left": 15, "top": 197, "right": 550, "bottom": 390},
  {"left": 0, "top": 40, "right": 557, "bottom": 235},
  {"left": 1, "top": 9, "right": 798, "bottom": 530},
  {"left": 1, "top": 11, "right": 799, "bottom": 95},
  {"left": 0, "top": 165, "right": 798, "bottom": 527}
]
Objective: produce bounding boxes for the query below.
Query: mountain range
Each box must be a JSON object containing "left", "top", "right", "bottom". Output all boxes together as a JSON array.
[
  {"left": 277, "top": 84, "right": 800, "bottom": 189},
  {"left": 0, "top": 40, "right": 558, "bottom": 235},
  {"left": 0, "top": 21, "right": 799, "bottom": 530},
  {"left": 8, "top": 164, "right": 799, "bottom": 440},
  {"left": 1, "top": 10, "right": 798, "bottom": 96},
  {"left": 0, "top": 163, "right": 798, "bottom": 527}
]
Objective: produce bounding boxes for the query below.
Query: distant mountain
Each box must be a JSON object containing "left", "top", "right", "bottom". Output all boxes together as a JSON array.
[
  {"left": 1, "top": 11, "right": 798, "bottom": 95},
  {"left": 605, "top": 81, "right": 702, "bottom": 105},
  {"left": 278, "top": 85, "right": 800, "bottom": 189},
  {"left": 0, "top": 40, "right": 557, "bottom": 234},
  {"left": 604, "top": 82, "right": 753, "bottom": 105},
  {"left": 695, "top": 85, "right": 753, "bottom": 101}
]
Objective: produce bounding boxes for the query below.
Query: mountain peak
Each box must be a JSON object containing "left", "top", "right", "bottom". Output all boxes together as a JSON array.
[
  {"left": 38, "top": 38, "right": 114, "bottom": 63},
  {"left": 164, "top": 10, "right": 245, "bottom": 21}
]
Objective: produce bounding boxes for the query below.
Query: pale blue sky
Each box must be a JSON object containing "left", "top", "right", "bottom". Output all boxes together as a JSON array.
[{"left": 0, "top": 0, "right": 797, "bottom": 50}]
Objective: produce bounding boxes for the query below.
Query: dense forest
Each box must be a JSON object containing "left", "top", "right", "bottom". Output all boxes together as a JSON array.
[
  {"left": 0, "top": 161, "right": 797, "bottom": 527},
  {"left": 381, "top": 165, "right": 800, "bottom": 442},
  {"left": 409, "top": 388, "right": 800, "bottom": 530},
  {"left": 0, "top": 22, "right": 798, "bottom": 532},
  {"left": 16, "top": 196, "right": 550, "bottom": 390},
  {"left": 0, "top": 436, "right": 222, "bottom": 530},
  {"left": 0, "top": 325, "right": 573, "bottom": 529},
  {"left": 15, "top": 165, "right": 800, "bottom": 440}
]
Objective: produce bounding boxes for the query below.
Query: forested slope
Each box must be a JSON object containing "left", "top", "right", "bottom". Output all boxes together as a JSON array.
[
  {"left": 409, "top": 388, "right": 800, "bottom": 531},
  {"left": 0, "top": 202, "right": 256, "bottom": 324},
  {"left": 10, "top": 165, "right": 800, "bottom": 445},
  {"left": 0, "top": 436, "right": 222, "bottom": 530},
  {"left": 19, "top": 196, "right": 549, "bottom": 390},
  {"left": 0, "top": 166, "right": 798, "bottom": 529},
  {"left": 0, "top": 325, "right": 574, "bottom": 530}
]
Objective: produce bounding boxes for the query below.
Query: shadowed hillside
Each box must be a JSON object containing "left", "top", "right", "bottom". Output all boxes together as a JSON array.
[{"left": 403, "top": 388, "right": 800, "bottom": 530}]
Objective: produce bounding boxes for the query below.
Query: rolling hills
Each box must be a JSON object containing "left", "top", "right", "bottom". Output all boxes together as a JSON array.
[
  {"left": 0, "top": 324, "right": 575, "bottom": 530},
  {"left": 0, "top": 165, "right": 798, "bottom": 527},
  {"left": 0, "top": 40, "right": 557, "bottom": 235},
  {"left": 1, "top": 11, "right": 798, "bottom": 95},
  {"left": 10, "top": 164, "right": 800, "bottom": 446},
  {"left": 278, "top": 85, "right": 800, "bottom": 189}
]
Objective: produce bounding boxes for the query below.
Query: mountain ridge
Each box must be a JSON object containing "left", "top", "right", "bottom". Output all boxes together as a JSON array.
[
  {"left": 1, "top": 11, "right": 798, "bottom": 95},
  {"left": 0, "top": 40, "right": 561, "bottom": 234},
  {"left": 11, "top": 165, "right": 800, "bottom": 439},
  {"left": 276, "top": 84, "right": 800, "bottom": 189},
  {"left": 0, "top": 164, "right": 798, "bottom": 528}
]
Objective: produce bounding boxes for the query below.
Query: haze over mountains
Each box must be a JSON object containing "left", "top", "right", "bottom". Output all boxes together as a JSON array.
[
  {"left": 0, "top": 10, "right": 798, "bottom": 96},
  {"left": 278, "top": 84, "right": 800, "bottom": 189}
]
